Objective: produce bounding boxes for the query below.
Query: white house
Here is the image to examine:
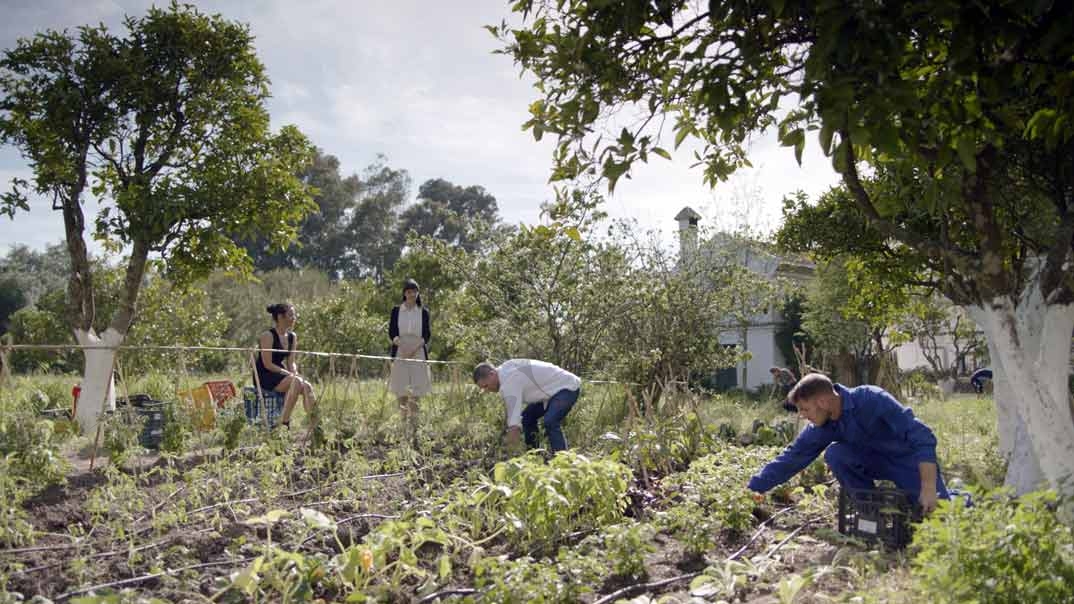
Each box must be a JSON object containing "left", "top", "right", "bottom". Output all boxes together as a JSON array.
[
  {"left": 676, "top": 206, "right": 987, "bottom": 392},
  {"left": 676, "top": 207, "right": 811, "bottom": 391}
]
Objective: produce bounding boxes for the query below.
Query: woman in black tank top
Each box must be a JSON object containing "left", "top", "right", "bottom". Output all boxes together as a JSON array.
[{"left": 256, "top": 303, "right": 316, "bottom": 427}]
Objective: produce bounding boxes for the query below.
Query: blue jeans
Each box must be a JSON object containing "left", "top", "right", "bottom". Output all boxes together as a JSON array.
[
  {"left": 521, "top": 388, "right": 579, "bottom": 452},
  {"left": 825, "top": 442, "right": 950, "bottom": 500}
]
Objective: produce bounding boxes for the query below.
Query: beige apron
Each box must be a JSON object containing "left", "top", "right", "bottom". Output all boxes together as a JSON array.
[{"left": 389, "top": 334, "right": 432, "bottom": 397}]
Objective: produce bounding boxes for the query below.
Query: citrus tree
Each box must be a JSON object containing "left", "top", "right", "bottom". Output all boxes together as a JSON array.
[{"left": 0, "top": 4, "right": 314, "bottom": 431}]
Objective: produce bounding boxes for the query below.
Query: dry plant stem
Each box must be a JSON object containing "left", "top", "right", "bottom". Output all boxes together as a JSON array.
[
  {"left": 56, "top": 555, "right": 258, "bottom": 600},
  {"left": 727, "top": 503, "right": 799, "bottom": 561},
  {"left": 1, "top": 543, "right": 84, "bottom": 555},
  {"left": 250, "top": 351, "right": 269, "bottom": 430},
  {"left": 416, "top": 588, "right": 479, "bottom": 603},
  {"left": 761, "top": 515, "right": 825, "bottom": 561},
  {"left": 15, "top": 528, "right": 215, "bottom": 575},
  {"left": 336, "top": 513, "right": 400, "bottom": 525},
  {"left": 114, "top": 357, "right": 139, "bottom": 473},
  {"left": 625, "top": 391, "right": 651, "bottom": 489},
  {"left": 132, "top": 484, "right": 187, "bottom": 526},
  {"left": 185, "top": 497, "right": 260, "bottom": 516}
]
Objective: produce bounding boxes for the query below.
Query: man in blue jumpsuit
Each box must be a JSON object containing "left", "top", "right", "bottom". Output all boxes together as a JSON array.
[
  {"left": 970, "top": 368, "right": 992, "bottom": 396},
  {"left": 747, "top": 373, "right": 949, "bottom": 513}
]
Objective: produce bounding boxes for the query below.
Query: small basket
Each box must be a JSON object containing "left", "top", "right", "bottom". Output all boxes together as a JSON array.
[
  {"left": 837, "top": 486, "right": 922, "bottom": 548},
  {"left": 242, "top": 387, "right": 285, "bottom": 429}
]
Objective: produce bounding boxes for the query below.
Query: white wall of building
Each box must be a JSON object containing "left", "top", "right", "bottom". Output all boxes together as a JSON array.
[{"left": 719, "top": 322, "right": 785, "bottom": 391}]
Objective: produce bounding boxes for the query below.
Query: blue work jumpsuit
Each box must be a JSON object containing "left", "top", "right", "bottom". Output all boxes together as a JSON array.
[{"left": 748, "top": 384, "right": 950, "bottom": 500}]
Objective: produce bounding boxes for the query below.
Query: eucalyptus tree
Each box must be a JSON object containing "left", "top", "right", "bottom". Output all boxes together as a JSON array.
[
  {"left": 344, "top": 157, "right": 410, "bottom": 282},
  {"left": 0, "top": 3, "right": 314, "bottom": 431},
  {"left": 397, "top": 178, "right": 504, "bottom": 254},
  {"left": 497, "top": 0, "right": 1074, "bottom": 495}
]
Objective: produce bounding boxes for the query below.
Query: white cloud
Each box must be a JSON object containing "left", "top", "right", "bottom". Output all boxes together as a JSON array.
[{"left": 0, "top": 0, "right": 842, "bottom": 252}]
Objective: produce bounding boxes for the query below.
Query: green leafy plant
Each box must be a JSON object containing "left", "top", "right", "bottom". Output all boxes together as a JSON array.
[
  {"left": 0, "top": 463, "right": 35, "bottom": 547},
  {"left": 474, "top": 554, "right": 593, "bottom": 603},
  {"left": 102, "top": 406, "right": 146, "bottom": 466},
  {"left": 482, "top": 451, "right": 632, "bottom": 551},
  {"left": 220, "top": 410, "right": 248, "bottom": 451},
  {"left": 338, "top": 516, "right": 453, "bottom": 599},
  {"left": 601, "top": 522, "right": 656, "bottom": 579},
  {"left": 659, "top": 503, "right": 721, "bottom": 558},
  {"left": 912, "top": 489, "right": 1074, "bottom": 604},
  {"left": 159, "top": 401, "right": 192, "bottom": 455},
  {"left": 662, "top": 446, "right": 775, "bottom": 536}
]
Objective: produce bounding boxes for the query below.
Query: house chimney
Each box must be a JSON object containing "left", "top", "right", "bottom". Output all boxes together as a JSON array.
[{"left": 675, "top": 206, "right": 701, "bottom": 265}]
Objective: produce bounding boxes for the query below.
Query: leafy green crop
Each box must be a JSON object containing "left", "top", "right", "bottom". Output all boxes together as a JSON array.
[
  {"left": 912, "top": 489, "right": 1074, "bottom": 604},
  {"left": 484, "top": 451, "right": 632, "bottom": 552}
]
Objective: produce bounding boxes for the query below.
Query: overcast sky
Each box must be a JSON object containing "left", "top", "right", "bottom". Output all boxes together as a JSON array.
[{"left": 0, "top": 0, "right": 841, "bottom": 253}]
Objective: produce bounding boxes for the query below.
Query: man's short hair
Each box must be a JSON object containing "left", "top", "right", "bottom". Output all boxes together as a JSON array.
[
  {"left": 788, "top": 372, "right": 835, "bottom": 404},
  {"left": 472, "top": 362, "right": 496, "bottom": 384}
]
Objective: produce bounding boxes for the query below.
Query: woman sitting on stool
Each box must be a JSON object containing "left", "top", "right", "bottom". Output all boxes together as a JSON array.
[{"left": 256, "top": 303, "right": 316, "bottom": 428}]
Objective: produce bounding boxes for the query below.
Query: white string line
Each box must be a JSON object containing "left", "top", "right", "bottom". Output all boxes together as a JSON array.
[
  {"left": 2, "top": 343, "right": 463, "bottom": 365},
  {"left": 0, "top": 343, "right": 640, "bottom": 386}
]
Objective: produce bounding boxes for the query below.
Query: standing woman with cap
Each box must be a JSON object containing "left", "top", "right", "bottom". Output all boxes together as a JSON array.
[{"left": 388, "top": 278, "right": 432, "bottom": 439}]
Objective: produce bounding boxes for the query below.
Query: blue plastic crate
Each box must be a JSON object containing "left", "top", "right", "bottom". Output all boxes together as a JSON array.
[{"left": 242, "top": 387, "right": 285, "bottom": 428}]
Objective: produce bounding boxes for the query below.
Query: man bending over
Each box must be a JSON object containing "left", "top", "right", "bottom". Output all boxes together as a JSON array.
[{"left": 748, "top": 373, "right": 949, "bottom": 513}]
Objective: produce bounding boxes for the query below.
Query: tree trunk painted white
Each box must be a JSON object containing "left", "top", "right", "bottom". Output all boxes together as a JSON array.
[
  {"left": 73, "top": 327, "right": 123, "bottom": 435},
  {"left": 969, "top": 290, "right": 1074, "bottom": 496},
  {"left": 983, "top": 336, "right": 1043, "bottom": 493}
]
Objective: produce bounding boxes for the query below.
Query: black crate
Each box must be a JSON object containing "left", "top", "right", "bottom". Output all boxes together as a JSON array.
[
  {"left": 837, "top": 486, "right": 922, "bottom": 548},
  {"left": 116, "top": 393, "right": 155, "bottom": 407},
  {"left": 136, "top": 402, "right": 167, "bottom": 449},
  {"left": 41, "top": 407, "right": 72, "bottom": 420}
]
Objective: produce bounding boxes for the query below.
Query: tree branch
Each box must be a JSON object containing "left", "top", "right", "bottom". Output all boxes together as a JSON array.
[{"left": 838, "top": 129, "right": 981, "bottom": 281}]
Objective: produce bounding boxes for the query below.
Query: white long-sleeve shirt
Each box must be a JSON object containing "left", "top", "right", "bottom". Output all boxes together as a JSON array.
[{"left": 497, "top": 359, "right": 581, "bottom": 428}]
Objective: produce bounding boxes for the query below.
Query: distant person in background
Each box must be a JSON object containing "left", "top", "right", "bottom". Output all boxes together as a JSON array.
[
  {"left": 256, "top": 303, "right": 316, "bottom": 428},
  {"left": 770, "top": 366, "right": 798, "bottom": 412},
  {"left": 970, "top": 368, "right": 993, "bottom": 396},
  {"left": 473, "top": 359, "right": 581, "bottom": 453},
  {"left": 389, "top": 278, "right": 432, "bottom": 440},
  {"left": 749, "top": 373, "right": 949, "bottom": 513}
]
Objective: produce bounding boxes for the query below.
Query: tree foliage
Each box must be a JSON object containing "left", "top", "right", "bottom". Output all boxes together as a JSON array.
[
  {"left": 900, "top": 294, "right": 987, "bottom": 379},
  {"left": 397, "top": 178, "right": 505, "bottom": 253},
  {"left": 414, "top": 189, "right": 765, "bottom": 399},
  {"left": 496, "top": 0, "right": 1074, "bottom": 308},
  {"left": 343, "top": 157, "right": 411, "bottom": 282},
  {"left": 244, "top": 149, "right": 363, "bottom": 276},
  {"left": 799, "top": 256, "right": 905, "bottom": 385},
  {"left": 420, "top": 190, "right": 629, "bottom": 373},
  {"left": 0, "top": 2, "right": 315, "bottom": 338}
]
